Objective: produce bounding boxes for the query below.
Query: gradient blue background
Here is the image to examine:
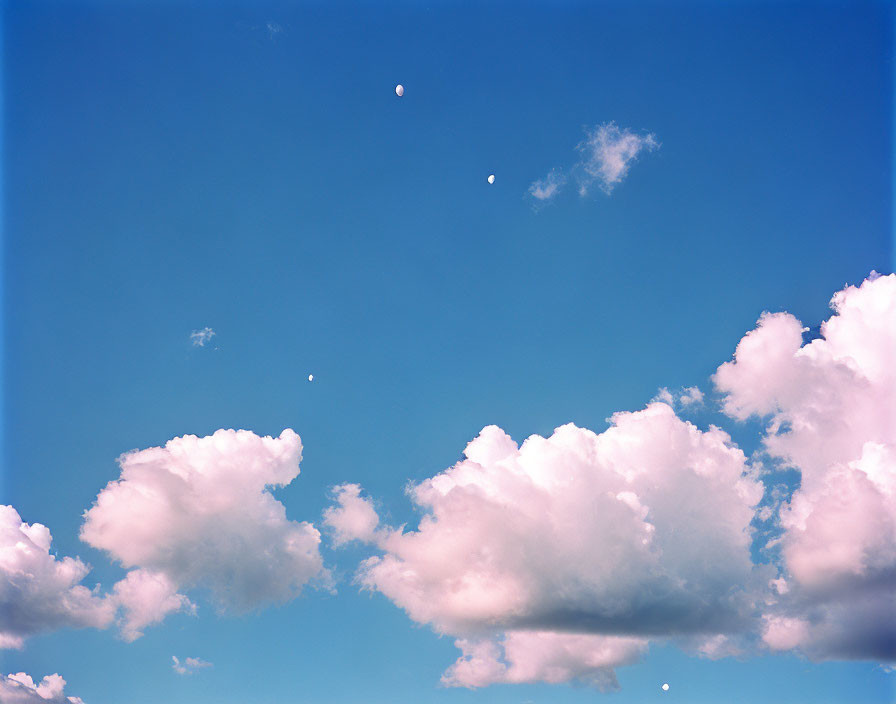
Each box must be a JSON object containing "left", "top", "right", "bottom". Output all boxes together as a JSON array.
[{"left": 3, "top": 1, "right": 893, "bottom": 702}]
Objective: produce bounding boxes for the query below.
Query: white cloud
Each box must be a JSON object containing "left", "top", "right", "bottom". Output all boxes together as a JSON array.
[
  {"left": 335, "top": 405, "right": 766, "bottom": 686},
  {"left": 528, "top": 122, "right": 658, "bottom": 204},
  {"left": 172, "top": 655, "right": 212, "bottom": 675},
  {"left": 81, "top": 429, "right": 328, "bottom": 638},
  {"left": 652, "top": 386, "right": 704, "bottom": 410},
  {"left": 653, "top": 387, "right": 675, "bottom": 405},
  {"left": 527, "top": 169, "right": 566, "bottom": 203},
  {"left": 325, "top": 273, "right": 895, "bottom": 683},
  {"left": 715, "top": 273, "right": 896, "bottom": 662},
  {"left": 0, "top": 672, "right": 85, "bottom": 703},
  {"left": 576, "top": 122, "right": 658, "bottom": 195},
  {"left": 189, "top": 327, "right": 215, "bottom": 347},
  {"left": 113, "top": 569, "right": 193, "bottom": 642},
  {"left": 0, "top": 506, "right": 115, "bottom": 648},
  {"left": 442, "top": 631, "right": 647, "bottom": 690},
  {"left": 323, "top": 484, "right": 379, "bottom": 546},
  {"left": 761, "top": 614, "right": 810, "bottom": 652},
  {"left": 679, "top": 386, "right": 704, "bottom": 407}
]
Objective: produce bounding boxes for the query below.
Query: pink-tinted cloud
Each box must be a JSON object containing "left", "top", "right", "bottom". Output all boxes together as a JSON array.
[
  {"left": 716, "top": 273, "right": 896, "bottom": 662},
  {"left": 323, "top": 484, "right": 379, "bottom": 546},
  {"left": 442, "top": 631, "right": 647, "bottom": 690},
  {"left": 652, "top": 386, "right": 704, "bottom": 410},
  {"left": 113, "top": 569, "right": 193, "bottom": 642},
  {"left": 81, "top": 429, "right": 328, "bottom": 638},
  {"left": 0, "top": 506, "right": 115, "bottom": 649},
  {"left": 527, "top": 169, "right": 566, "bottom": 203},
  {"left": 0, "top": 672, "right": 85, "bottom": 703},
  {"left": 332, "top": 405, "right": 767, "bottom": 686},
  {"left": 576, "top": 122, "right": 658, "bottom": 195},
  {"left": 359, "top": 409, "right": 764, "bottom": 636}
]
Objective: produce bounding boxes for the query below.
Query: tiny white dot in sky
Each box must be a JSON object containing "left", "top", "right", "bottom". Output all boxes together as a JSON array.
[
  {"left": 487, "top": 174, "right": 495, "bottom": 184},
  {"left": 308, "top": 374, "right": 314, "bottom": 382},
  {"left": 662, "top": 683, "right": 669, "bottom": 691},
  {"left": 395, "top": 84, "right": 404, "bottom": 97}
]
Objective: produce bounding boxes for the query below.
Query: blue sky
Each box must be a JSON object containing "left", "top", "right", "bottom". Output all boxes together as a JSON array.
[{"left": 2, "top": 2, "right": 894, "bottom": 703}]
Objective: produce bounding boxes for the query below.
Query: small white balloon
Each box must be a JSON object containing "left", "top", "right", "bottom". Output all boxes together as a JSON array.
[
  {"left": 308, "top": 374, "right": 314, "bottom": 382},
  {"left": 395, "top": 84, "right": 404, "bottom": 97},
  {"left": 487, "top": 174, "right": 495, "bottom": 184},
  {"left": 662, "top": 683, "right": 669, "bottom": 691}
]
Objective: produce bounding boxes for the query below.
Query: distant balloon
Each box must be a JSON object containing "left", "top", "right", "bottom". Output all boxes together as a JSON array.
[
  {"left": 487, "top": 174, "right": 495, "bottom": 184},
  {"left": 662, "top": 683, "right": 670, "bottom": 691},
  {"left": 308, "top": 374, "right": 314, "bottom": 382},
  {"left": 395, "top": 84, "right": 404, "bottom": 97}
]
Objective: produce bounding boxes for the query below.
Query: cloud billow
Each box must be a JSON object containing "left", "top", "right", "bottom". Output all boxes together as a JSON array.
[
  {"left": 715, "top": 272, "right": 896, "bottom": 663},
  {"left": 80, "top": 428, "right": 329, "bottom": 638},
  {"left": 0, "top": 672, "right": 85, "bottom": 703},
  {"left": 327, "top": 404, "right": 767, "bottom": 687},
  {"left": 189, "top": 327, "right": 215, "bottom": 347},
  {"left": 328, "top": 272, "right": 896, "bottom": 687},
  {"left": 0, "top": 506, "right": 115, "bottom": 649}
]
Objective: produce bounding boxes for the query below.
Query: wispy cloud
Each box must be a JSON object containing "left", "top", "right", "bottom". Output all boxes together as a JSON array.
[
  {"left": 652, "top": 385, "right": 704, "bottom": 409},
  {"left": 679, "top": 386, "right": 704, "bottom": 406},
  {"left": 327, "top": 407, "right": 763, "bottom": 688},
  {"left": 527, "top": 169, "right": 566, "bottom": 203},
  {"left": 528, "top": 122, "right": 659, "bottom": 205},
  {"left": 189, "top": 327, "right": 215, "bottom": 347},
  {"left": 172, "top": 656, "right": 212, "bottom": 675},
  {"left": 576, "top": 122, "right": 658, "bottom": 195}
]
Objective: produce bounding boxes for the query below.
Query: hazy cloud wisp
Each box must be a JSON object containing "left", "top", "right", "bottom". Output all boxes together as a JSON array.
[
  {"left": 190, "top": 327, "right": 215, "bottom": 347},
  {"left": 172, "top": 655, "right": 212, "bottom": 675},
  {"left": 528, "top": 122, "right": 659, "bottom": 205}
]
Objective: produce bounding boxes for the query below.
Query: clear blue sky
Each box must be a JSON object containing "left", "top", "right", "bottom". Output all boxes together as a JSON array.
[{"left": 2, "top": 1, "right": 893, "bottom": 703}]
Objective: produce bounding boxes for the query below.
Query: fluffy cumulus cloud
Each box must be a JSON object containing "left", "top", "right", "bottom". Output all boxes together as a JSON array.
[
  {"left": 0, "top": 506, "right": 115, "bottom": 648},
  {"left": 172, "top": 656, "right": 212, "bottom": 675},
  {"left": 81, "top": 429, "right": 327, "bottom": 637},
  {"left": 576, "top": 122, "right": 658, "bottom": 195},
  {"left": 0, "top": 673, "right": 84, "bottom": 703},
  {"left": 332, "top": 404, "right": 767, "bottom": 687},
  {"left": 323, "top": 484, "right": 379, "bottom": 546},
  {"left": 112, "top": 569, "right": 194, "bottom": 642},
  {"left": 715, "top": 273, "right": 896, "bottom": 663}
]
